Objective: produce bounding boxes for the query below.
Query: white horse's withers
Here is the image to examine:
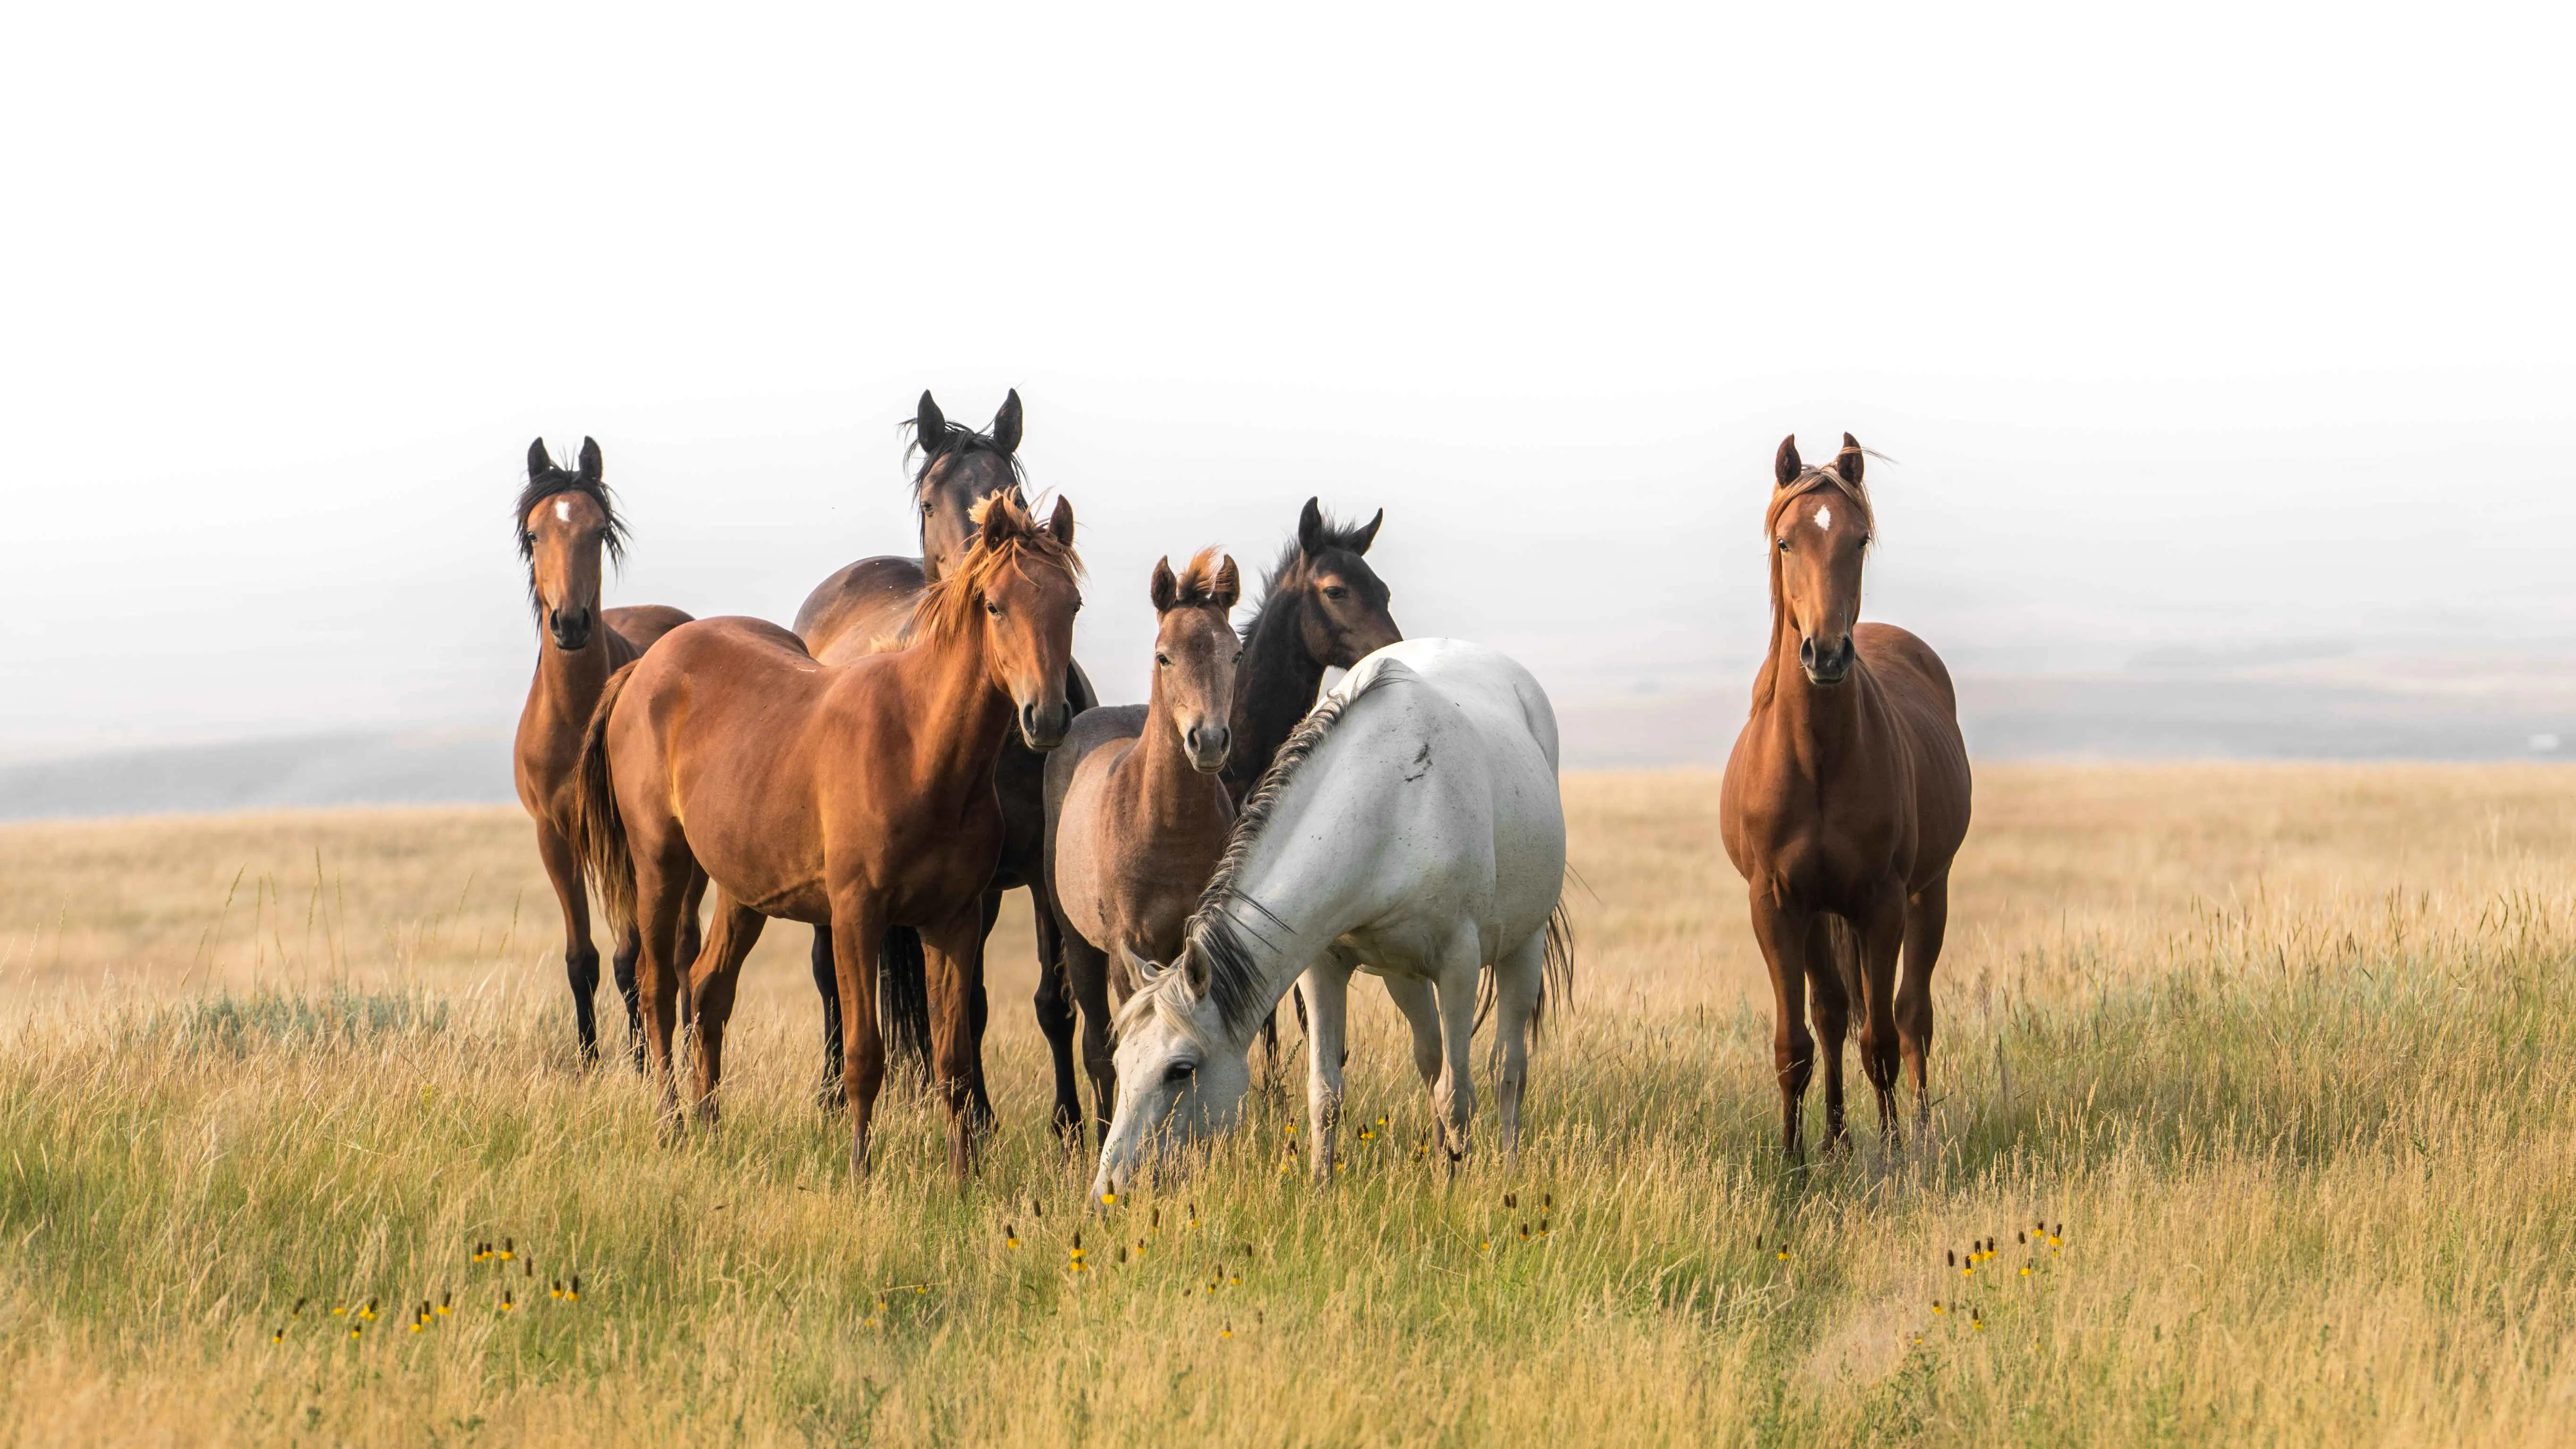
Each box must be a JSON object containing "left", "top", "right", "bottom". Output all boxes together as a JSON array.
[{"left": 1093, "top": 638, "right": 1572, "bottom": 1196}]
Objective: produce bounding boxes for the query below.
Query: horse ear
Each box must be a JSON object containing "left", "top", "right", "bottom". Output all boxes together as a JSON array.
[
  {"left": 1150, "top": 556, "right": 1179, "bottom": 614},
  {"left": 1181, "top": 945, "right": 1211, "bottom": 999},
  {"left": 1213, "top": 555, "right": 1241, "bottom": 611},
  {"left": 990, "top": 390, "right": 1023, "bottom": 454},
  {"left": 1296, "top": 496, "right": 1325, "bottom": 555},
  {"left": 916, "top": 391, "right": 949, "bottom": 453},
  {"left": 1775, "top": 435, "right": 1802, "bottom": 489},
  {"left": 1350, "top": 508, "right": 1384, "bottom": 554},
  {"left": 577, "top": 437, "right": 603, "bottom": 482},
  {"left": 527, "top": 438, "right": 554, "bottom": 478},
  {"left": 1046, "top": 495, "right": 1076, "bottom": 546},
  {"left": 1122, "top": 946, "right": 1159, "bottom": 988},
  {"left": 1836, "top": 432, "right": 1864, "bottom": 486}
]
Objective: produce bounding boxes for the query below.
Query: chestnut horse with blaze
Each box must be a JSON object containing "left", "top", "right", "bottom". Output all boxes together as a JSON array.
[
  {"left": 510, "top": 437, "right": 698, "bottom": 1065},
  {"left": 575, "top": 493, "right": 1082, "bottom": 1179},
  {"left": 1720, "top": 435, "right": 1970, "bottom": 1161}
]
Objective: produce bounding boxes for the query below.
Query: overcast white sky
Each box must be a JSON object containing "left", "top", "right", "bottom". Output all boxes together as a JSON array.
[{"left": 3, "top": 2, "right": 2571, "bottom": 755}]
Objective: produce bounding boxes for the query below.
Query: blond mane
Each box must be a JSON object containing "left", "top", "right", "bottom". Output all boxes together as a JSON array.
[{"left": 906, "top": 491, "right": 1084, "bottom": 646}]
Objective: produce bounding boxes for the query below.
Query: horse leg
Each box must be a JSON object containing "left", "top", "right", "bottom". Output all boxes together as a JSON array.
[
  {"left": 1381, "top": 975, "right": 1444, "bottom": 1094},
  {"left": 1805, "top": 916, "right": 1852, "bottom": 1152},
  {"left": 1301, "top": 961, "right": 1354, "bottom": 1184},
  {"left": 809, "top": 926, "right": 845, "bottom": 1109},
  {"left": 1491, "top": 930, "right": 1547, "bottom": 1161},
  {"left": 1850, "top": 889, "right": 1908, "bottom": 1147},
  {"left": 965, "top": 888, "right": 1003, "bottom": 1130},
  {"left": 534, "top": 821, "right": 602, "bottom": 1066},
  {"left": 1748, "top": 892, "right": 1816, "bottom": 1163},
  {"left": 1028, "top": 877, "right": 1085, "bottom": 1145},
  {"left": 609, "top": 926, "right": 644, "bottom": 1072},
  {"left": 1059, "top": 929, "right": 1115, "bottom": 1153},
  {"left": 1428, "top": 933, "right": 1484, "bottom": 1167},
  {"left": 685, "top": 895, "right": 765, "bottom": 1126},
  {"left": 631, "top": 848, "right": 694, "bottom": 1133},
  {"left": 675, "top": 867, "right": 707, "bottom": 1030},
  {"left": 921, "top": 903, "right": 995, "bottom": 1182},
  {"left": 829, "top": 896, "right": 890, "bottom": 1180},
  {"left": 1897, "top": 872, "right": 1949, "bottom": 1134}
]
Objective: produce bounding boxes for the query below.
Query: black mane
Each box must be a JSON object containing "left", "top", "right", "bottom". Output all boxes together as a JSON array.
[
  {"left": 1237, "top": 505, "right": 1381, "bottom": 648},
  {"left": 512, "top": 465, "right": 627, "bottom": 565},
  {"left": 903, "top": 419, "right": 1026, "bottom": 501}
]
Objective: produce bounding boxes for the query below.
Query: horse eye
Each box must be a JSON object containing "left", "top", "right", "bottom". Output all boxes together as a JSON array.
[
  {"left": 1776, "top": 537, "right": 1791, "bottom": 553},
  {"left": 1322, "top": 586, "right": 1349, "bottom": 601},
  {"left": 984, "top": 598, "right": 1002, "bottom": 616},
  {"left": 1163, "top": 1061, "right": 1196, "bottom": 1085},
  {"left": 1156, "top": 653, "right": 1171, "bottom": 667},
  {"left": 1233, "top": 650, "right": 1243, "bottom": 665}
]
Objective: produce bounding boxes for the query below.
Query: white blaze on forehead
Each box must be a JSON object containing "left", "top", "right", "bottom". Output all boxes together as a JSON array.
[
  {"left": 1813, "top": 503, "right": 1832, "bottom": 531},
  {"left": 554, "top": 499, "right": 573, "bottom": 523}
]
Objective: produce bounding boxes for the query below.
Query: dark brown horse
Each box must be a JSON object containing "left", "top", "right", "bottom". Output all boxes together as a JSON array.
[
  {"left": 1037, "top": 500, "right": 1400, "bottom": 1144},
  {"left": 510, "top": 437, "right": 698, "bottom": 1065},
  {"left": 1719, "top": 435, "right": 1972, "bottom": 1161},
  {"left": 792, "top": 390, "right": 1097, "bottom": 1103},
  {"left": 577, "top": 492, "right": 1082, "bottom": 1178}
]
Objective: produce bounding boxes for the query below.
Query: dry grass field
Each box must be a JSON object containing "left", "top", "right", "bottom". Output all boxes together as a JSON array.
[{"left": 2, "top": 765, "right": 2573, "bottom": 1446}]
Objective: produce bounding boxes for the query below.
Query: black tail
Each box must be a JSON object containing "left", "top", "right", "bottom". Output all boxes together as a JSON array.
[
  {"left": 1819, "top": 912, "right": 1865, "bottom": 1009},
  {"left": 878, "top": 927, "right": 933, "bottom": 1082}
]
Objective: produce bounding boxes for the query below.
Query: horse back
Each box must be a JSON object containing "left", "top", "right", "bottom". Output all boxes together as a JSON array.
[
  {"left": 794, "top": 555, "right": 927, "bottom": 665},
  {"left": 604, "top": 605, "right": 694, "bottom": 663}
]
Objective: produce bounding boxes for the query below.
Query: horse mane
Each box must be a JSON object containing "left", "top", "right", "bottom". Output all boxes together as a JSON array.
[
  {"left": 513, "top": 465, "right": 627, "bottom": 565},
  {"left": 903, "top": 417, "right": 1025, "bottom": 503},
  {"left": 1117, "top": 661, "right": 1404, "bottom": 1045},
  {"left": 1169, "top": 547, "right": 1235, "bottom": 611},
  {"left": 1237, "top": 506, "right": 1379, "bottom": 647},
  {"left": 905, "top": 491, "right": 1082, "bottom": 646}
]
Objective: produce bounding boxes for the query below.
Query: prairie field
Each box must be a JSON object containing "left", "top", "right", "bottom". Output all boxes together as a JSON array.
[{"left": 1, "top": 764, "right": 2573, "bottom": 1447}]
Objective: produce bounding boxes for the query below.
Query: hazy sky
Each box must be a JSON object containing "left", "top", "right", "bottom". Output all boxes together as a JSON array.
[{"left": 4, "top": 3, "right": 2570, "bottom": 755}]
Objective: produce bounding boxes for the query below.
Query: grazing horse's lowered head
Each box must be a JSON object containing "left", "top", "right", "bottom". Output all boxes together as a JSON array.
[
  {"left": 1151, "top": 550, "right": 1243, "bottom": 773},
  {"left": 518, "top": 437, "right": 627, "bottom": 652},
  {"left": 913, "top": 490, "right": 1084, "bottom": 750},
  {"left": 911, "top": 389, "right": 1026, "bottom": 585},
  {"left": 1100, "top": 938, "right": 1257, "bottom": 1183},
  {"left": 1769, "top": 434, "right": 1876, "bottom": 687}
]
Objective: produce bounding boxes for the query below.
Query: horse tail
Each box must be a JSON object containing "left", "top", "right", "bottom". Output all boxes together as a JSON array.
[
  {"left": 1819, "top": 912, "right": 1866, "bottom": 1012},
  {"left": 878, "top": 927, "right": 935, "bottom": 1083},
  {"left": 1475, "top": 894, "right": 1576, "bottom": 1043},
  {"left": 572, "top": 662, "right": 641, "bottom": 939}
]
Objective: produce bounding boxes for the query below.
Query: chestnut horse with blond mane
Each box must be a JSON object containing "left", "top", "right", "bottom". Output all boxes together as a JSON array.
[
  {"left": 1719, "top": 434, "right": 1971, "bottom": 1161},
  {"left": 510, "top": 437, "right": 699, "bottom": 1066},
  {"left": 576, "top": 492, "right": 1082, "bottom": 1180}
]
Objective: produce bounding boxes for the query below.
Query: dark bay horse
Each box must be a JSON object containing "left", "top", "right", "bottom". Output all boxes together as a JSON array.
[
  {"left": 510, "top": 438, "right": 699, "bottom": 1065},
  {"left": 1720, "top": 435, "right": 1971, "bottom": 1161},
  {"left": 792, "top": 390, "right": 1097, "bottom": 1103},
  {"left": 1038, "top": 500, "right": 1400, "bottom": 1144},
  {"left": 577, "top": 492, "right": 1083, "bottom": 1179}
]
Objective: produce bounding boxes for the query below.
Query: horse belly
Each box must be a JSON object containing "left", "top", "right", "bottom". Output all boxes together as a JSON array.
[{"left": 1051, "top": 756, "right": 1122, "bottom": 949}]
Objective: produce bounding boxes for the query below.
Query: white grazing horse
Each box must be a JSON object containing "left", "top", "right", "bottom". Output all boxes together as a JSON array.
[{"left": 1092, "top": 638, "right": 1571, "bottom": 1195}]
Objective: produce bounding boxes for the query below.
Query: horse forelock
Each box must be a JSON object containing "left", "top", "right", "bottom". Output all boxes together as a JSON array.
[
  {"left": 514, "top": 467, "right": 627, "bottom": 566},
  {"left": 1168, "top": 547, "right": 1236, "bottom": 612}
]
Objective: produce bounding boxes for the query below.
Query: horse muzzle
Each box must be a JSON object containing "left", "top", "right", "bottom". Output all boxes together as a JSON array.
[
  {"left": 1020, "top": 699, "right": 1071, "bottom": 751},
  {"left": 1183, "top": 723, "right": 1232, "bottom": 775},
  {"left": 547, "top": 606, "right": 594, "bottom": 651},
  {"left": 1800, "top": 633, "right": 1854, "bottom": 686}
]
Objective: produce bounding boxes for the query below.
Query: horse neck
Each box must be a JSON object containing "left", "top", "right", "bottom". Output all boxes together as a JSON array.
[
  {"left": 1199, "top": 769, "right": 1378, "bottom": 1053},
  {"left": 1225, "top": 591, "right": 1326, "bottom": 798},
  {"left": 1751, "top": 595, "right": 1877, "bottom": 772},
  {"left": 1132, "top": 654, "right": 1217, "bottom": 827},
  {"left": 527, "top": 609, "right": 615, "bottom": 724},
  {"left": 893, "top": 624, "right": 1017, "bottom": 796}
]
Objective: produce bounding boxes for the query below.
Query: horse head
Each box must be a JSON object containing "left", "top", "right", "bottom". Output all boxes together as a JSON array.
[
  {"left": 911, "top": 389, "right": 1026, "bottom": 585},
  {"left": 1768, "top": 434, "right": 1876, "bottom": 687},
  {"left": 1150, "top": 550, "right": 1242, "bottom": 773},
  {"left": 517, "top": 437, "right": 625, "bottom": 652}
]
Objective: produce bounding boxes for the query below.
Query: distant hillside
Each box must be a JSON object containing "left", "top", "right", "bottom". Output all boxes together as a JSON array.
[
  {"left": 3, "top": 670, "right": 2567, "bottom": 821},
  {"left": 0, "top": 730, "right": 515, "bottom": 821}
]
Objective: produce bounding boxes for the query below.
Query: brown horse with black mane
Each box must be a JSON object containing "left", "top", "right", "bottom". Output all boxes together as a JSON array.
[
  {"left": 1720, "top": 434, "right": 1971, "bottom": 1161},
  {"left": 792, "top": 390, "right": 1097, "bottom": 1105},
  {"left": 576, "top": 492, "right": 1081, "bottom": 1179},
  {"left": 510, "top": 437, "right": 699, "bottom": 1065}
]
